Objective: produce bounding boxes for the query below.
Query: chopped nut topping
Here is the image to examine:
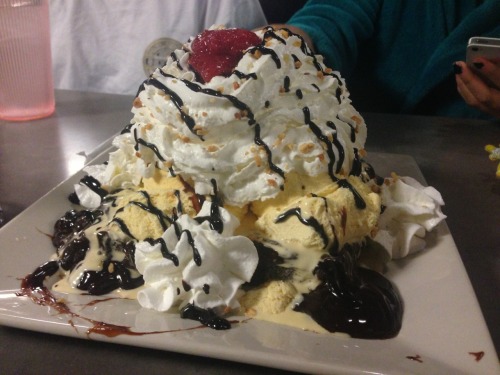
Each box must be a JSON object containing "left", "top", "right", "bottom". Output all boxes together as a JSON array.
[
  {"left": 108, "top": 263, "right": 115, "bottom": 273},
  {"left": 202, "top": 111, "right": 208, "bottom": 117},
  {"left": 272, "top": 133, "right": 286, "bottom": 147},
  {"left": 135, "top": 151, "right": 141, "bottom": 157},
  {"left": 299, "top": 142, "right": 315, "bottom": 154},
  {"left": 294, "top": 60, "right": 302, "bottom": 69},
  {"left": 267, "top": 179, "right": 278, "bottom": 187},
  {"left": 351, "top": 115, "right": 363, "bottom": 126},
  {"left": 293, "top": 40, "right": 301, "bottom": 47},
  {"left": 133, "top": 97, "right": 143, "bottom": 108},
  {"left": 317, "top": 71, "right": 324, "bottom": 79},
  {"left": 144, "top": 123, "right": 153, "bottom": 130},
  {"left": 177, "top": 134, "right": 191, "bottom": 143},
  {"left": 254, "top": 152, "right": 263, "bottom": 167},
  {"left": 193, "top": 125, "right": 208, "bottom": 136},
  {"left": 252, "top": 49, "right": 262, "bottom": 59},
  {"left": 206, "top": 145, "right": 219, "bottom": 153},
  {"left": 233, "top": 82, "right": 240, "bottom": 90}
]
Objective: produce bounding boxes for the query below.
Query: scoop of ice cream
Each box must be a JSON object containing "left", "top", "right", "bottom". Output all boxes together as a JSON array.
[
  {"left": 134, "top": 200, "right": 258, "bottom": 312},
  {"left": 240, "top": 280, "right": 297, "bottom": 315},
  {"left": 98, "top": 26, "right": 367, "bottom": 206},
  {"left": 374, "top": 175, "right": 446, "bottom": 258},
  {"left": 253, "top": 173, "right": 380, "bottom": 252}
]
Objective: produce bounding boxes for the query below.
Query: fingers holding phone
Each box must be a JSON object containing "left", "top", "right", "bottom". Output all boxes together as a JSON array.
[
  {"left": 466, "top": 37, "right": 500, "bottom": 87},
  {"left": 454, "top": 60, "right": 500, "bottom": 118},
  {"left": 454, "top": 37, "right": 500, "bottom": 118}
]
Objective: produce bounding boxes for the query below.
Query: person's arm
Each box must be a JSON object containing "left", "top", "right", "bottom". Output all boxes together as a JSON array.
[
  {"left": 454, "top": 58, "right": 500, "bottom": 119},
  {"left": 285, "top": 0, "right": 381, "bottom": 74}
]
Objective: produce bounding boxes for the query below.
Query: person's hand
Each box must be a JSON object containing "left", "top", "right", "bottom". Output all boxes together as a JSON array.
[{"left": 454, "top": 58, "right": 500, "bottom": 119}]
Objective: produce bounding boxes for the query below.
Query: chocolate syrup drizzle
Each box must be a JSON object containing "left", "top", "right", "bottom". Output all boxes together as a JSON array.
[
  {"left": 133, "top": 127, "right": 167, "bottom": 161},
  {"left": 303, "top": 106, "right": 338, "bottom": 179},
  {"left": 254, "top": 123, "right": 285, "bottom": 180},
  {"left": 194, "top": 179, "right": 224, "bottom": 233},
  {"left": 139, "top": 78, "right": 199, "bottom": 139},
  {"left": 263, "top": 28, "right": 286, "bottom": 45},
  {"left": 146, "top": 237, "right": 179, "bottom": 266},
  {"left": 275, "top": 207, "right": 329, "bottom": 248},
  {"left": 170, "top": 51, "right": 182, "bottom": 70},
  {"left": 325, "top": 121, "right": 345, "bottom": 171},
  {"left": 233, "top": 70, "right": 257, "bottom": 80},
  {"left": 80, "top": 176, "right": 108, "bottom": 199},
  {"left": 246, "top": 45, "right": 281, "bottom": 68}
]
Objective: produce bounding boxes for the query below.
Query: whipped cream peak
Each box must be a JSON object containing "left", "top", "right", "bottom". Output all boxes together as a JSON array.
[{"left": 96, "top": 26, "right": 367, "bottom": 207}]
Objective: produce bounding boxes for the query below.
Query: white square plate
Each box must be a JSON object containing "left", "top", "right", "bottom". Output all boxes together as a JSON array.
[{"left": 0, "top": 151, "right": 498, "bottom": 375}]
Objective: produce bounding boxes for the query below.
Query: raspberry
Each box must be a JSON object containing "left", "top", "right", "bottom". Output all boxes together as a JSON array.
[{"left": 189, "top": 29, "right": 261, "bottom": 83}]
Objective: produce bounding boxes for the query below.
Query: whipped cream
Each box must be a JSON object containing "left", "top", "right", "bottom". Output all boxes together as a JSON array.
[
  {"left": 375, "top": 176, "right": 446, "bottom": 259},
  {"left": 134, "top": 201, "right": 258, "bottom": 312},
  {"left": 87, "top": 26, "right": 367, "bottom": 207}
]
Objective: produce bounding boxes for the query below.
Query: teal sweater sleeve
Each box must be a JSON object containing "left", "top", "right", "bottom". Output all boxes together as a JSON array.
[
  {"left": 288, "top": 0, "right": 500, "bottom": 119},
  {"left": 288, "top": 0, "right": 382, "bottom": 74}
]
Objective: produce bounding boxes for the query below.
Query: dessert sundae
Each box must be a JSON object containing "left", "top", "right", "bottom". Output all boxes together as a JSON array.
[{"left": 24, "top": 26, "right": 445, "bottom": 338}]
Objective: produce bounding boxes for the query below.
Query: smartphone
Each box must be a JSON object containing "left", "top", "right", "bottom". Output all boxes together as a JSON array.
[{"left": 466, "top": 36, "right": 500, "bottom": 65}]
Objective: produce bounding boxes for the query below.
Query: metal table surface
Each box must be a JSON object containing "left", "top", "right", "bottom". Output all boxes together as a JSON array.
[{"left": 0, "top": 90, "right": 498, "bottom": 374}]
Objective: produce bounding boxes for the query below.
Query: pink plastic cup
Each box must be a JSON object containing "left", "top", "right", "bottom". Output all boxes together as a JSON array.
[{"left": 0, "top": 0, "right": 55, "bottom": 121}]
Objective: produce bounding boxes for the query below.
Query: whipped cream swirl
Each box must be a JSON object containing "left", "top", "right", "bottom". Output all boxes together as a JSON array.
[
  {"left": 375, "top": 176, "right": 446, "bottom": 259},
  {"left": 134, "top": 201, "right": 258, "bottom": 312}
]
